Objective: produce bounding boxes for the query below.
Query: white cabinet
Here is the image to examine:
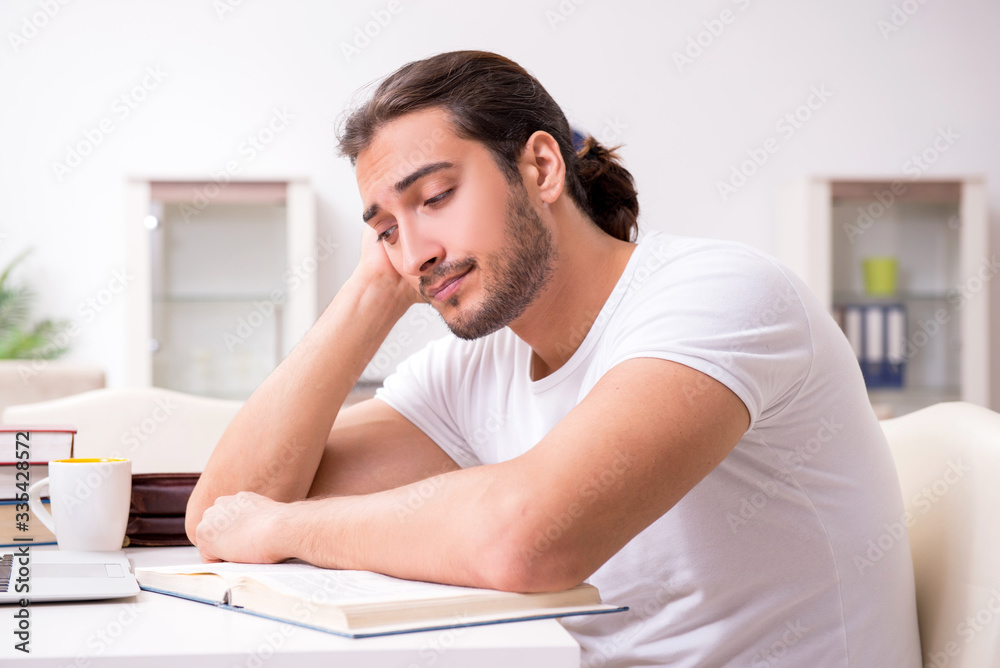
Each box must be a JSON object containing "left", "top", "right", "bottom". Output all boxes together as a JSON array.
[
  {"left": 777, "top": 177, "right": 989, "bottom": 417},
  {"left": 125, "top": 180, "right": 316, "bottom": 399}
]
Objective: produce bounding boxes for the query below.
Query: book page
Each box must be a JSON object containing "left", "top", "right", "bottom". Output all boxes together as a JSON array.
[
  {"left": 137, "top": 561, "right": 610, "bottom": 634},
  {"left": 247, "top": 568, "right": 493, "bottom": 606},
  {"left": 140, "top": 561, "right": 321, "bottom": 577},
  {"left": 140, "top": 561, "right": 494, "bottom": 604}
]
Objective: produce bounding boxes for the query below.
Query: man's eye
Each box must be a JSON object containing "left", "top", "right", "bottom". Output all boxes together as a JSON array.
[
  {"left": 424, "top": 189, "right": 452, "bottom": 207},
  {"left": 377, "top": 225, "right": 398, "bottom": 244}
]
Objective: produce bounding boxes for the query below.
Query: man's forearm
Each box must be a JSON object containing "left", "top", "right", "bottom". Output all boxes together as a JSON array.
[
  {"left": 275, "top": 464, "right": 525, "bottom": 590},
  {"left": 186, "top": 271, "right": 410, "bottom": 539}
]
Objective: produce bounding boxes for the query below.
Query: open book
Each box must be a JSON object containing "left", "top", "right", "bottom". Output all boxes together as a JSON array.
[{"left": 135, "top": 561, "right": 626, "bottom": 638}]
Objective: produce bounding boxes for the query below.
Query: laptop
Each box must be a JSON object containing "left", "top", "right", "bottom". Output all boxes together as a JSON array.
[{"left": 0, "top": 549, "right": 139, "bottom": 603}]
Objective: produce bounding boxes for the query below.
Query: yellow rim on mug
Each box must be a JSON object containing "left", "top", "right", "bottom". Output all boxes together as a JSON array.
[{"left": 51, "top": 458, "right": 129, "bottom": 463}]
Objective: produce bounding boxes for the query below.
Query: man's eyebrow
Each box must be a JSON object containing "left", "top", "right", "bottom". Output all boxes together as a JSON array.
[{"left": 362, "top": 161, "right": 455, "bottom": 224}]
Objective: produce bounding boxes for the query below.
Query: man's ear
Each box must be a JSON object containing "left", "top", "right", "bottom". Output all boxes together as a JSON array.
[{"left": 520, "top": 131, "right": 566, "bottom": 205}]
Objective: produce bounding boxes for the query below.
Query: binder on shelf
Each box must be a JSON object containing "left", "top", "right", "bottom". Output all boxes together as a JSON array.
[
  {"left": 843, "top": 306, "right": 864, "bottom": 363},
  {"left": 885, "top": 305, "right": 906, "bottom": 388},
  {"left": 835, "top": 302, "right": 906, "bottom": 389},
  {"left": 863, "top": 306, "right": 885, "bottom": 386}
]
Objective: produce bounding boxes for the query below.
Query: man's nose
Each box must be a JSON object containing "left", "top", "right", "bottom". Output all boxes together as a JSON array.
[{"left": 400, "top": 226, "right": 444, "bottom": 276}]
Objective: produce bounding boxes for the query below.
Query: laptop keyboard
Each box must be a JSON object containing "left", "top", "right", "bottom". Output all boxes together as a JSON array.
[{"left": 0, "top": 553, "right": 12, "bottom": 592}]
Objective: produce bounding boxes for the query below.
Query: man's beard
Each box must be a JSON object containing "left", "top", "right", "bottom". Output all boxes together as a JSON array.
[{"left": 421, "top": 182, "right": 556, "bottom": 340}]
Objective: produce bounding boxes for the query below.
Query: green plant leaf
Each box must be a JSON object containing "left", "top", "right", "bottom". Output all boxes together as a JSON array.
[
  {"left": 0, "top": 284, "right": 31, "bottom": 332},
  {"left": 0, "top": 249, "right": 70, "bottom": 360},
  {"left": 0, "top": 319, "right": 69, "bottom": 359},
  {"left": 0, "top": 248, "right": 32, "bottom": 292}
]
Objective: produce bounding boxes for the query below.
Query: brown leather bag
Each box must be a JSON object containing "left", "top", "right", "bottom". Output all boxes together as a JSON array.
[{"left": 126, "top": 473, "right": 200, "bottom": 546}]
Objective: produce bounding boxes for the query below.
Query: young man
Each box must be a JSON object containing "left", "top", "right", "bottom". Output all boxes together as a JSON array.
[{"left": 186, "top": 51, "right": 921, "bottom": 666}]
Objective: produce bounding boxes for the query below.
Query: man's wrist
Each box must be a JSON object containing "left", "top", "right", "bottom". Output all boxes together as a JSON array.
[
  {"left": 275, "top": 498, "right": 322, "bottom": 564},
  {"left": 346, "top": 264, "right": 419, "bottom": 321}
]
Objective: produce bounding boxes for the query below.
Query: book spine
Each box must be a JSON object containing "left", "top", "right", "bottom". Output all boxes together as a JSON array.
[
  {"left": 0, "top": 429, "right": 74, "bottom": 462},
  {"left": 1, "top": 499, "right": 56, "bottom": 544},
  {"left": 0, "top": 463, "right": 49, "bottom": 501}
]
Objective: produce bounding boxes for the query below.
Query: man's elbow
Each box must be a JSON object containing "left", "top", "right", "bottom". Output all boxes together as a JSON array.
[
  {"left": 483, "top": 551, "right": 590, "bottom": 594},
  {"left": 473, "top": 518, "right": 595, "bottom": 593}
]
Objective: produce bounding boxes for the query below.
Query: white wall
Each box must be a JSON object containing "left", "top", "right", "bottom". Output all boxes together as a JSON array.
[{"left": 1, "top": 0, "right": 998, "bottom": 407}]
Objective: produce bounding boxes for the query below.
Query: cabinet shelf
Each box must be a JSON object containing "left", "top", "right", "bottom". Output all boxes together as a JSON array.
[
  {"left": 778, "top": 177, "right": 989, "bottom": 416},
  {"left": 832, "top": 291, "right": 954, "bottom": 304}
]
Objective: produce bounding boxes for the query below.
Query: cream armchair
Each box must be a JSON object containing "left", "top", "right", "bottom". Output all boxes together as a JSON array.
[
  {"left": 881, "top": 402, "right": 1000, "bottom": 667},
  {"left": 1, "top": 387, "right": 242, "bottom": 473},
  {"left": 0, "top": 361, "right": 105, "bottom": 416}
]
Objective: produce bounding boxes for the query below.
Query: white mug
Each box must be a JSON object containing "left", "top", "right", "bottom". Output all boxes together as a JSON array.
[{"left": 27, "top": 458, "right": 132, "bottom": 551}]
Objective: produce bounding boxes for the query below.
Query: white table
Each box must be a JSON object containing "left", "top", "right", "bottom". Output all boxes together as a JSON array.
[{"left": 1, "top": 546, "right": 581, "bottom": 667}]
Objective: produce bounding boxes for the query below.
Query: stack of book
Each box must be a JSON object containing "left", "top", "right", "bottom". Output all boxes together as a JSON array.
[{"left": 0, "top": 426, "right": 76, "bottom": 547}]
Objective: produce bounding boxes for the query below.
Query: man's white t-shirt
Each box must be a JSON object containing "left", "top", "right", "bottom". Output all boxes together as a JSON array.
[{"left": 375, "top": 231, "right": 922, "bottom": 667}]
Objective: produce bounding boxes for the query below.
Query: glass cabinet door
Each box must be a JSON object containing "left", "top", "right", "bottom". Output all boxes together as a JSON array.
[
  {"left": 831, "top": 190, "right": 962, "bottom": 415},
  {"left": 149, "top": 201, "right": 287, "bottom": 399}
]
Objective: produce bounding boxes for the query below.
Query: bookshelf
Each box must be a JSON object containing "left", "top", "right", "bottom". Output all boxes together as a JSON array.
[
  {"left": 125, "top": 180, "right": 316, "bottom": 400},
  {"left": 777, "top": 177, "right": 989, "bottom": 417}
]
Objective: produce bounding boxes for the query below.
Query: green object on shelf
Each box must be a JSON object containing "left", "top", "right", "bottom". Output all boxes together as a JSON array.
[{"left": 863, "top": 256, "right": 898, "bottom": 296}]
